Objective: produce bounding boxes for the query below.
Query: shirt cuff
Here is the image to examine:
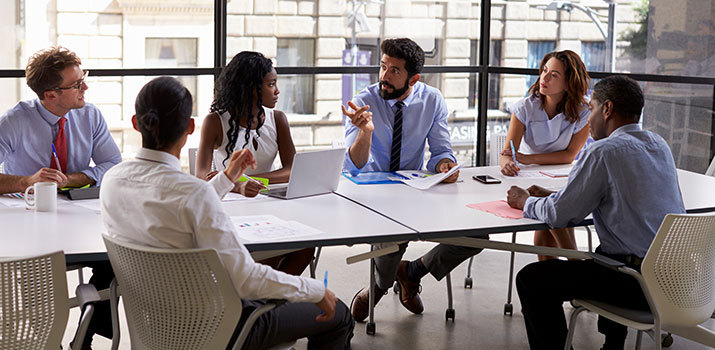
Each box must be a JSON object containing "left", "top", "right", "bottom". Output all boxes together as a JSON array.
[
  {"left": 343, "top": 151, "right": 371, "bottom": 176},
  {"left": 209, "top": 171, "right": 235, "bottom": 199},
  {"left": 523, "top": 196, "right": 539, "bottom": 219},
  {"left": 81, "top": 169, "right": 99, "bottom": 185},
  {"left": 303, "top": 278, "right": 326, "bottom": 303}
]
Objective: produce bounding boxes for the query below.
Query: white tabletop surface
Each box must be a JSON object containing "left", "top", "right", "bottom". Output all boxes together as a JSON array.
[
  {"left": 0, "top": 192, "right": 415, "bottom": 261},
  {"left": 335, "top": 165, "right": 715, "bottom": 239}
]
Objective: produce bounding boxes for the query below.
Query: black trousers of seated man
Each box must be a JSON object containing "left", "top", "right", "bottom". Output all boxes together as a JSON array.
[
  {"left": 228, "top": 298, "right": 355, "bottom": 350},
  {"left": 75, "top": 261, "right": 114, "bottom": 348},
  {"left": 516, "top": 250, "right": 649, "bottom": 350}
]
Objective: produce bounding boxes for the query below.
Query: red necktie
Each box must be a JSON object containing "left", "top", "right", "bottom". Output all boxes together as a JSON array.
[{"left": 52, "top": 117, "right": 67, "bottom": 172}]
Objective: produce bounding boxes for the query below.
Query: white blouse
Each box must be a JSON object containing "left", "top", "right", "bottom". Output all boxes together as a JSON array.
[
  {"left": 213, "top": 108, "right": 279, "bottom": 174},
  {"left": 509, "top": 95, "right": 590, "bottom": 155}
]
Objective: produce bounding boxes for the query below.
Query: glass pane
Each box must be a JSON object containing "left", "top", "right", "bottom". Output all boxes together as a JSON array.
[
  {"left": 226, "top": 0, "right": 481, "bottom": 67},
  {"left": 643, "top": 82, "right": 714, "bottom": 173},
  {"left": 0, "top": 0, "right": 213, "bottom": 69}
]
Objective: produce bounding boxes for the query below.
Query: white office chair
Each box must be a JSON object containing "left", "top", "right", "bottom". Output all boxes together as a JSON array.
[
  {"left": 0, "top": 251, "right": 98, "bottom": 350},
  {"left": 706, "top": 155, "right": 715, "bottom": 177},
  {"left": 565, "top": 213, "right": 715, "bottom": 350},
  {"left": 102, "top": 234, "right": 291, "bottom": 350},
  {"left": 188, "top": 147, "right": 198, "bottom": 176}
]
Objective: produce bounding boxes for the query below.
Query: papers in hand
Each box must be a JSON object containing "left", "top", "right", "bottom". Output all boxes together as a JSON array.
[
  {"left": 230, "top": 215, "right": 323, "bottom": 242},
  {"left": 388, "top": 164, "right": 463, "bottom": 190}
]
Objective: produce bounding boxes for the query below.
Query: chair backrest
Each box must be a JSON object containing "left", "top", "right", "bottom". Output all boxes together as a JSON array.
[
  {"left": 188, "top": 148, "right": 198, "bottom": 176},
  {"left": 641, "top": 213, "right": 715, "bottom": 328},
  {"left": 102, "top": 235, "right": 243, "bottom": 350},
  {"left": 489, "top": 133, "right": 507, "bottom": 166},
  {"left": 706, "top": 155, "right": 715, "bottom": 177},
  {"left": 0, "top": 251, "right": 69, "bottom": 349}
]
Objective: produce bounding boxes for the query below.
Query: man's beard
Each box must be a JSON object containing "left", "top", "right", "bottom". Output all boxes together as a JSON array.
[{"left": 379, "top": 78, "right": 410, "bottom": 100}]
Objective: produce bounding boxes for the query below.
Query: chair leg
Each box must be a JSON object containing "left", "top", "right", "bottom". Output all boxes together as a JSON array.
[
  {"left": 585, "top": 226, "right": 594, "bottom": 253},
  {"left": 635, "top": 330, "right": 643, "bottom": 350},
  {"left": 464, "top": 256, "right": 474, "bottom": 288},
  {"left": 445, "top": 273, "right": 455, "bottom": 321},
  {"left": 310, "top": 247, "right": 322, "bottom": 279},
  {"left": 565, "top": 306, "right": 587, "bottom": 350},
  {"left": 367, "top": 255, "right": 376, "bottom": 335},
  {"left": 504, "top": 231, "right": 516, "bottom": 315},
  {"left": 108, "top": 278, "right": 121, "bottom": 350}
]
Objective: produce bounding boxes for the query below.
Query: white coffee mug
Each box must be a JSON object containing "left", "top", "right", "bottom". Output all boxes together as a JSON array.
[{"left": 24, "top": 182, "right": 57, "bottom": 212}]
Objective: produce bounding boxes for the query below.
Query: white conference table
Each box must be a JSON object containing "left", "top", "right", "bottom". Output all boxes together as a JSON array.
[
  {"left": 335, "top": 165, "right": 715, "bottom": 258},
  {"left": 0, "top": 192, "right": 416, "bottom": 265}
]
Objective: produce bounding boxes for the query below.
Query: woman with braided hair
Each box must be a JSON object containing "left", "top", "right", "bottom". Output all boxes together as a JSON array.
[{"left": 197, "top": 51, "right": 314, "bottom": 276}]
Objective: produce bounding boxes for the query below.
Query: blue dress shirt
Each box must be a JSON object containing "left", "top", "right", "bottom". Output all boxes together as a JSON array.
[
  {"left": 344, "top": 82, "right": 456, "bottom": 174},
  {"left": 523, "top": 124, "right": 686, "bottom": 257},
  {"left": 0, "top": 99, "right": 121, "bottom": 185}
]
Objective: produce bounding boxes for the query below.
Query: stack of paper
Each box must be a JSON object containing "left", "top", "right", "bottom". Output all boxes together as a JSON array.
[
  {"left": 538, "top": 169, "right": 570, "bottom": 178},
  {"left": 230, "top": 215, "right": 323, "bottom": 242},
  {"left": 389, "top": 164, "right": 463, "bottom": 190}
]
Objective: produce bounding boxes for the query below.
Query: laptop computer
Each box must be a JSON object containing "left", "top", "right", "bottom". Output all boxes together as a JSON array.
[{"left": 264, "top": 148, "right": 345, "bottom": 200}]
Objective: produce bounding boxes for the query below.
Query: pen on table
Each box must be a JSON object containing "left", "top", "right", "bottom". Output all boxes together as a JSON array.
[
  {"left": 51, "top": 144, "right": 62, "bottom": 173},
  {"left": 509, "top": 140, "right": 520, "bottom": 172},
  {"left": 244, "top": 174, "right": 267, "bottom": 188}
]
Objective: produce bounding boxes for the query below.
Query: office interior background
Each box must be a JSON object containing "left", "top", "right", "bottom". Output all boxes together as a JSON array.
[{"left": 0, "top": 0, "right": 713, "bottom": 174}]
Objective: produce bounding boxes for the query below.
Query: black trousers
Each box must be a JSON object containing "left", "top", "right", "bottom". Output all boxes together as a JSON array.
[
  {"left": 516, "top": 256, "right": 649, "bottom": 350},
  {"left": 77, "top": 261, "right": 114, "bottom": 346},
  {"left": 228, "top": 298, "right": 354, "bottom": 350}
]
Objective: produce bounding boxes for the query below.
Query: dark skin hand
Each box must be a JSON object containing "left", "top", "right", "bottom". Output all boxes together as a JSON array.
[{"left": 506, "top": 186, "right": 530, "bottom": 210}]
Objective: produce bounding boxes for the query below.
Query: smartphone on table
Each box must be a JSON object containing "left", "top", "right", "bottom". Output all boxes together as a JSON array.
[{"left": 472, "top": 175, "right": 502, "bottom": 184}]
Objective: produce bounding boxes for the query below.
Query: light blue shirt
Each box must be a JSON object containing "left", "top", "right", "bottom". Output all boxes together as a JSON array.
[
  {"left": 344, "top": 82, "right": 455, "bottom": 174},
  {"left": 523, "top": 124, "right": 686, "bottom": 257},
  {"left": 510, "top": 95, "right": 590, "bottom": 154},
  {"left": 0, "top": 99, "right": 121, "bottom": 185}
]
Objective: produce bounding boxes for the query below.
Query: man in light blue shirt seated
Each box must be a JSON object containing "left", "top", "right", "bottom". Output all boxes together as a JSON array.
[
  {"left": 0, "top": 46, "right": 121, "bottom": 349},
  {"left": 341, "top": 38, "right": 488, "bottom": 323},
  {"left": 0, "top": 46, "right": 121, "bottom": 195},
  {"left": 506, "top": 75, "right": 686, "bottom": 350}
]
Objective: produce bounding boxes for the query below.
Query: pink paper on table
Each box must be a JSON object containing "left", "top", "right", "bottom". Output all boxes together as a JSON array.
[{"left": 467, "top": 200, "right": 523, "bottom": 219}]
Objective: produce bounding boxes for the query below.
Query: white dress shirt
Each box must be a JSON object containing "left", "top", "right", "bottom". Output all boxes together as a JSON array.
[{"left": 100, "top": 148, "right": 324, "bottom": 303}]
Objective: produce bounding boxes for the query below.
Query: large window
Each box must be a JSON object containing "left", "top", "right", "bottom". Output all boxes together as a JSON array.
[{"left": 0, "top": 0, "right": 712, "bottom": 172}]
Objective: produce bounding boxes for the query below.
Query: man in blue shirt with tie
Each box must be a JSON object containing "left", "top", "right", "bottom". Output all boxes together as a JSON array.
[
  {"left": 342, "top": 38, "right": 487, "bottom": 322},
  {"left": 507, "top": 75, "right": 686, "bottom": 350},
  {"left": 0, "top": 46, "right": 121, "bottom": 194},
  {"left": 0, "top": 46, "right": 121, "bottom": 349}
]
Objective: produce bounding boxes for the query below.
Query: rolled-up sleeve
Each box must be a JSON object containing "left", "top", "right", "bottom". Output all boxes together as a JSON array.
[
  {"left": 426, "top": 95, "right": 455, "bottom": 172},
  {"left": 343, "top": 96, "right": 376, "bottom": 175},
  {"left": 0, "top": 114, "right": 16, "bottom": 167},
  {"left": 523, "top": 150, "right": 605, "bottom": 228},
  {"left": 82, "top": 110, "right": 122, "bottom": 184}
]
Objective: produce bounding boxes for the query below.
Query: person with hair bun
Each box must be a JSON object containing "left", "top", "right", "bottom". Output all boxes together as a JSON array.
[
  {"left": 101, "top": 77, "right": 354, "bottom": 350},
  {"left": 500, "top": 50, "right": 592, "bottom": 261},
  {"left": 196, "top": 51, "right": 315, "bottom": 276}
]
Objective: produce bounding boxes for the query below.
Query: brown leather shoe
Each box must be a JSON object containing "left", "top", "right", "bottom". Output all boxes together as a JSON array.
[
  {"left": 396, "top": 260, "right": 424, "bottom": 314},
  {"left": 350, "top": 286, "right": 387, "bottom": 322}
]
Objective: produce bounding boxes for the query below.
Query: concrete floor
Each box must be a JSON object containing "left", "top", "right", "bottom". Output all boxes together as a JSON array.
[{"left": 63, "top": 232, "right": 715, "bottom": 349}]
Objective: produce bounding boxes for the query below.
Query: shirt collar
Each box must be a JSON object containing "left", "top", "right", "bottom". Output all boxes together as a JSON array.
[
  {"left": 387, "top": 81, "right": 421, "bottom": 109},
  {"left": 135, "top": 148, "right": 182, "bottom": 171},
  {"left": 610, "top": 123, "right": 641, "bottom": 138},
  {"left": 34, "top": 98, "right": 68, "bottom": 125}
]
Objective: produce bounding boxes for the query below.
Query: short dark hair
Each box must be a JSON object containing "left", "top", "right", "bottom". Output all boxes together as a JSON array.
[
  {"left": 592, "top": 75, "right": 644, "bottom": 122},
  {"left": 134, "top": 77, "right": 193, "bottom": 150},
  {"left": 26, "top": 46, "right": 82, "bottom": 100},
  {"left": 380, "top": 38, "right": 425, "bottom": 76}
]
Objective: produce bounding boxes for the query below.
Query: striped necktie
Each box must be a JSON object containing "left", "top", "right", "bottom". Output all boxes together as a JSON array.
[
  {"left": 51, "top": 117, "right": 67, "bottom": 173},
  {"left": 389, "top": 101, "right": 405, "bottom": 172}
]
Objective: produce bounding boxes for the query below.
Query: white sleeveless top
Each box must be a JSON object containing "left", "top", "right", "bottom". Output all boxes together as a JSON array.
[{"left": 213, "top": 108, "right": 279, "bottom": 175}]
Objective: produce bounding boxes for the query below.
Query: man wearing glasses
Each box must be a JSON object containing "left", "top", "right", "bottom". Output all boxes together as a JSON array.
[
  {"left": 0, "top": 46, "right": 120, "bottom": 349},
  {"left": 0, "top": 46, "right": 121, "bottom": 194}
]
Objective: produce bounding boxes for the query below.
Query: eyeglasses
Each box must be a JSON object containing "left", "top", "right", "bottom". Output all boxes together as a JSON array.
[{"left": 53, "top": 70, "right": 89, "bottom": 91}]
